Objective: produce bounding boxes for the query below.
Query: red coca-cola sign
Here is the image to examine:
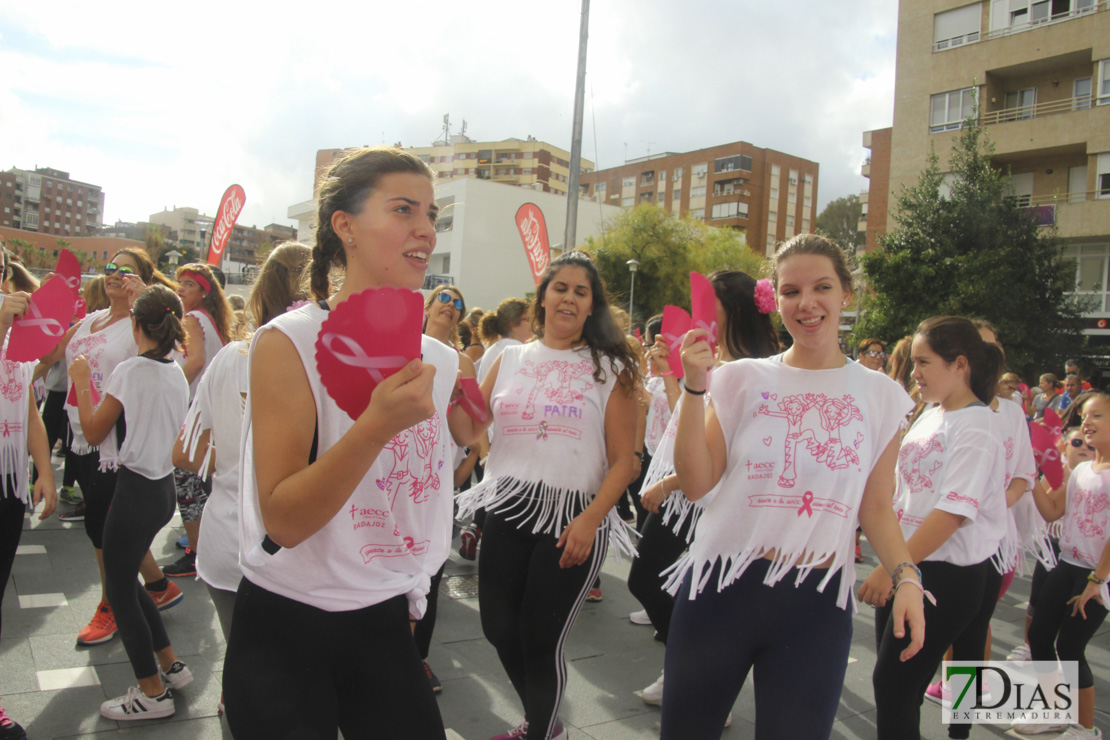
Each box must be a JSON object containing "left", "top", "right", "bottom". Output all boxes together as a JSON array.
[
  {"left": 515, "top": 203, "right": 551, "bottom": 286},
  {"left": 206, "top": 184, "right": 246, "bottom": 266}
]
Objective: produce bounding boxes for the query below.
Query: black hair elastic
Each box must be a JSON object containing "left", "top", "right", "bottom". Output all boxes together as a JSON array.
[{"left": 683, "top": 384, "right": 706, "bottom": 396}]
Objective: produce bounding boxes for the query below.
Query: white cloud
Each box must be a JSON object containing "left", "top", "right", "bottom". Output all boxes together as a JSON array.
[{"left": 0, "top": 0, "right": 898, "bottom": 229}]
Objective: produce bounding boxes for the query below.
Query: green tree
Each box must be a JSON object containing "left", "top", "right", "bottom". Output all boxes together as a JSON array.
[
  {"left": 855, "top": 119, "right": 1084, "bottom": 378},
  {"left": 816, "top": 194, "right": 863, "bottom": 253},
  {"left": 583, "top": 204, "right": 767, "bottom": 325}
]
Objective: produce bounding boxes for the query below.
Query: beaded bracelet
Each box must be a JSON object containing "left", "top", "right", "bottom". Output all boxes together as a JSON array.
[
  {"left": 891, "top": 561, "right": 921, "bottom": 586},
  {"left": 1088, "top": 572, "right": 1106, "bottom": 585},
  {"left": 892, "top": 577, "right": 938, "bottom": 606}
]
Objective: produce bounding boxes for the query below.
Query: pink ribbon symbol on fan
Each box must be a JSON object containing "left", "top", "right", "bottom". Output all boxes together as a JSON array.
[
  {"left": 321, "top": 333, "right": 407, "bottom": 384},
  {"left": 21, "top": 302, "right": 65, "bottom": 338},
  {"left": 797, "top": 491, "right": 814, "bottom": 518}
]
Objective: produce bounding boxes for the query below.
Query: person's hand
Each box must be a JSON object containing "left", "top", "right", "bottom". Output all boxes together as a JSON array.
[
  {"left": 640, "top": 480, "right": 667, "bottom": 513},
  {"left": 359, "top": 359, "right": 437, "bottom": 441},
  {"left": 648, "top": 336, "right": 672, "bottom": 376},
  {"left": 858, "top": 565, "right": 893, "bottom": 608},
  {"left": 0, "top": 291, "right": 31, "bottom": 329},
  {"left": 32, "top": 475, "right": 57, "bottom": 520},
  {"left": 1069, "top": 580, "right": 1105, "bottom": 619},
  {"left": 121, "top": 274, "right": 146, "bottom": 307},
  {"left": 679, "top": 329, "right": 714, "bottom": 392},
  {"left": 556, "top": 514, "right": 599, "bottom": 568},
  {"left": 68, "top": 355, "right": 92, "bottom": 387},
  {"left": 890, "top": 580, "right": 926, "bottom": 662}
]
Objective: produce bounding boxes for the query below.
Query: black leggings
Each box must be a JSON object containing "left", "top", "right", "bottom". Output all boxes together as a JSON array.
[
  {"left": 224, "top": 579, "right": 444, "bottom": 740},
  {"left": 414, "top": 564, "right": 445, "bottom": 660},
  {"left": 479, "top": 508, "right": 608, "bottom": 740},
  {"left": 661, "top": 558, "right": 852, "bottom": 740},
  {"left": 72, "top": 451, "right": 118, "bottom": 549},
  {"left": 626, "top": 511, "right": 694, "bottom": 644},
  {"left": 873, "top": 559, "right": 992, "bottom": 740},
  {"left": 1028, "top": 560, "right": 1109, "bottom": 688},
  {"left": 102, "top": 467, "right": 176, "bottom": 680},
  {"left": 0, "top": 495, "right": 26, "bottom": 640},
  {"left": 1028, "top": 538, "right": 1062, "bottom": 618},
  {"left": 33, "top": 390, "right": 72, "bottom": 486},
  {"left": 946, "top": 565, "right": 1004, "bottom": 739}
]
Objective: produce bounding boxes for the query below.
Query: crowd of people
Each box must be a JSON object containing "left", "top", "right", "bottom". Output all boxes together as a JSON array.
[{"left": 0, "top": 144, "right": 1107, "bottom": 740}]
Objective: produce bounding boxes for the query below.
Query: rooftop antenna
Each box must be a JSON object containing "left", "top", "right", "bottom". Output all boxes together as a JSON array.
[
  {"left": 642, "top": 140, "right": 656, "bottom": 156},
  {"left": 461, "top": 120, "right": 468, "bottom": 137}
]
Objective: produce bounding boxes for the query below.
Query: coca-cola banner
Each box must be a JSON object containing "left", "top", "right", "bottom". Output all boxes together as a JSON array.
[
  {"left": 206, "top": 184, "right": 246, "bottom": 266},
  {"left": 515, "top": 203, "right": 551, "bottom": 285}
]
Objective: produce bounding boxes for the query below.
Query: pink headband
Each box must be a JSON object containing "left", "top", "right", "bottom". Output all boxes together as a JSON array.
[{"left": 181, "top": 271, "right": 211, "bottom": 294}]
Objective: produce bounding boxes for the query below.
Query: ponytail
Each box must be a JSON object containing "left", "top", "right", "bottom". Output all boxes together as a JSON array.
[
  {"left": 479, "top": 297, "right": 529, "bottom": 344},
  {"left": 132, "top": 285, "right": 187, "bottom": 358}
]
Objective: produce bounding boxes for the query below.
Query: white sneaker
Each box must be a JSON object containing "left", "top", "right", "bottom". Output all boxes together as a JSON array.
[
  {"left": 635, "top": 671, "right": 665, "bottom": 706},
  {"left": 159, "top": 660, "right": 193, "bottom": 691},
  {"left": 100, "top": 685, "right": 175, "bottom": 720},
  {"left": 1058, "top": 727, "right": 1104, "bottom": 739},
  {"left": 1006, "top": 643, "right": 1033, "bottom": 664},
  {"left": 1011, "top": 720, "right": 1070, "bottom": 735},
  {"left": 629, "top": 609, "right": 652, "bottom": 626}
]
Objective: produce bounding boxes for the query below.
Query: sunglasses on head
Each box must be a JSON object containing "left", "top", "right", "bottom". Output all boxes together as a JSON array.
[
  {"left": 104, "top": 263, "right": 135, "bottom": 276},
  {"left": 1070, "top": 437, "right": 1096, "bottom": 451},
  {"left": 865, "top": 350, "right": 886, "bottom": 359},
  {"left": 436, "top": 292, "right": 464, "bottom": 311}
]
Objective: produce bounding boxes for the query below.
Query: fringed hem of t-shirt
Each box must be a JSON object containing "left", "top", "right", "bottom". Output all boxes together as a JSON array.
[
  {"left": 179, "top": 400, "right": 214, "bottom": 482},
  {"left": 659, "top": 491, "right": 704, "bottom": 544},
  {"left": 991, "top": 530, "right": 1022, "bottom": 575},
  {"left": 456, "top": 475, "right": 639, "bottom": 559},
  {"left": 1019, "top": 531, "right": 1057, "bottom": 575},
  {"left": 0, "top": 441, "right": 30, "bottom": 505},
  {"left": 662, "top": 546, "right": 855, "bottom": 612},
  {"left": 69, "top": 439, "right": 98, "bottom": 457},
  {"left": 96, "top": 454, "right": 120, "bottom": 473}
]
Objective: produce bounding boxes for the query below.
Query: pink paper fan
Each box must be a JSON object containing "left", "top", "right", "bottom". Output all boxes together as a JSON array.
[
  {"left": 660, "top": 305, "right": 692, "bottom": 380},
  {"left": 7, "top": 277, "right": 76, "bottom": 362},
  {"left": 1042, "top": 408, "right": 1063, "bottom": 442},
  {"left": 66, "top": 381, "right": 101, "bottom": 408},
  {"left": 690, "top": 272, "right": 718, "bottom": 354},
  {"left": 1030, "top": 422, "right": 1064, "bottom": 490},
  {"left": 55, "top": 250, "right": 82, "bottom": 298},
  {"left": 457, "top": 377, "right": 489, "bottom": 424},
  {"left": 315, "top": 287, "right": 424, "bottom": 421}
]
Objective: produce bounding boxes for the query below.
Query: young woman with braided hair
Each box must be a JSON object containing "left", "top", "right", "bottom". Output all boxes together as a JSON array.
[{"left": 70, "top": 285, "right": 192, "bottom": 720}]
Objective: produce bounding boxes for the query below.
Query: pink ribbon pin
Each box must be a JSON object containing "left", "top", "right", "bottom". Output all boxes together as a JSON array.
[
  {"left": 797, "top": 491, "right": 814, "bottom": 517},
  {"left": 321, "top": 333, "right": 407, "bottom": 385}
]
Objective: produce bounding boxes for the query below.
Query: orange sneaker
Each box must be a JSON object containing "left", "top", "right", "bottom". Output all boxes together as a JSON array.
[
  {"left": 77, "top": 603, "right": 117, "bottom": 646},
  {"left": 148, "top": 581, "right": 184, "bottom": 611}
]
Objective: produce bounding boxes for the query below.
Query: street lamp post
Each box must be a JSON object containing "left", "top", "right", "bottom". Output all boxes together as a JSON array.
[{"left": 626, "top": 258, "right": 640, "bottom": 330}]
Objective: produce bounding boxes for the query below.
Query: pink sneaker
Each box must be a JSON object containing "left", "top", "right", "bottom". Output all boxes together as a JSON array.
[
  {"left": 490, "top": 720, "right": 528, "bottom": 739},
  {"left": 924, "top": 680, "right": 948, "bottom": 705}
]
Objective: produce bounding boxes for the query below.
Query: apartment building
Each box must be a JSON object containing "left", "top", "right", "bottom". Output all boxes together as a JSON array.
[
  {"left": 0, "top": 167, "right": 105, "bottom": 237},
  {"left": 149, "top": 206, "right": 296, "bottom": 264},
  {"left": 578, "top": 143, "right": 819, "bottom": 257},
  {"left": 859, "top": 128, "right": 893, "bottom": 253},
  {"left": 875, "top": 0, "right": 1110, "bottom": 333},
  {"left": 315, "top": 135, "right": 593, "bottom": 199}
]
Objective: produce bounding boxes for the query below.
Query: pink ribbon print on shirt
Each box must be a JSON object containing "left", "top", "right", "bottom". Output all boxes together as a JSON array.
[{"left": 502, "top": 358, "right": 594, "bottom": 441}]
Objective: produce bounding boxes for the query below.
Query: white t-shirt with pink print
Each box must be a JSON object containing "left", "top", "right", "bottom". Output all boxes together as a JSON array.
[
  {"left": 1059, "top": 461, "right": 1110, "bottom": 570},
  {"left": 893, "top": 403, "right": 1008, "bottom": 567},
  {"left": 666, "top": 356, "right": 913, "bottom": 610},
  {"left": 65, "top": 309, "right": 137, "bottom": 456},
  {"left": 644, "top": 375, "right": 672, "bottom": 458}
]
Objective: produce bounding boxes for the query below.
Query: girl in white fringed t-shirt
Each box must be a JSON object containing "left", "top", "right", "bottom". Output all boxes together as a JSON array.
[{"left": 665, "top": 235, "right": 926, "bottom": 740}]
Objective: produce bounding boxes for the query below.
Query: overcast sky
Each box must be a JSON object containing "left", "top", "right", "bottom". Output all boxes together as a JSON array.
[{"left": 0, "top": 0, "right": 898, "bottom": 233}]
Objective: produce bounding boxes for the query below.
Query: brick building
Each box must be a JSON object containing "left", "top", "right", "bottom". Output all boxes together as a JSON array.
[
  {"left": 578, "top": 143, "right": 819, "bottom": 256},
  {"left": 859, "top": 127, "right": 892, "bottom": 253},
  {"left": 0, "top": 167, "right": 105, "bottom": 237}
]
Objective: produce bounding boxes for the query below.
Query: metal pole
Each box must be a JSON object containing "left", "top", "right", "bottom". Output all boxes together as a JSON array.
[
  {"left": 629, "top": 271, "right": 636, "bottom": 322},
  {"left": 564, "top": 0, "right": 590, "bottom": 252}
]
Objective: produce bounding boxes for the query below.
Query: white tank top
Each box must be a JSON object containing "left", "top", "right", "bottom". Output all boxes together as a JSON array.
[
  {"left": 0, "top": 340, "right": 32, "bottom": 502},
  {"left": 238, "top": 303, "right": 458, "bottom": 616},
  {"left": 172, "top": 309, "right": 226, "bottom": 399}
]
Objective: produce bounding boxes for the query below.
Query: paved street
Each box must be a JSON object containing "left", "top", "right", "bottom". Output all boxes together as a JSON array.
[{"left": 4, "top": 465, "right": 1110, "bottom": 739}]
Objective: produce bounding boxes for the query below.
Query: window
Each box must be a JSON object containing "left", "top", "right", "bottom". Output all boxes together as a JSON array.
[
  {"left": 934, "top": 3, "right": 981, "bottom": 49},
  {"left": 622, "top": 197, "right": 634, "bottom": 207},
  {"left": 930, "top": 87, "right": 977, "bottom": 132},
  {"left": 693, "top": 164, "right": 708, "bottom": 179},
  {"left": 672, "top": 189, "right": 681, "bottom": 200},
  {"left": 1075, "top": 77, "right": 1092, "bottom": 110},
  {"left": 690, "top": 208, "right": 705, "bottom": 220},
  {"left": 804, "top": 173, "right": 813, "bottom": 185},
  {"left": 77, "top": 200, "right": 83, "bottom": 207},
  {"left": 786, "top": 216, "right": 795, "bottom": 227},
  {"left": 788, "top": 192, "right": 797, "bottom": 204},
  {"left": 714, "top": 155, "right": 752, "bottom": 173},
  {"left": 1099, "top": 60, "right": 1110, "bottom": 107},
  {"left": 691, "top": 186, "right": 706, "bottom": 198},
  {"left": 596, "top": 182, "right": 606, "bottom": 192},
  {"left": 1009, "top": 172, "right": 1035, "bottom": 206},
  {"left": 640, "top": 171, "right": 655, "bottom": 186},
  {"left": 1003, "top": 87, "right": 1036, "bottom": 120},
  {"left": 622, "top": 176, "right": 635, "bottom": 187},
  {"left": 639, "top": 192, "right": 654, "bottom": 203},
  {"left": 802, "top": 218, "right": 811, "bottom": 231},
  {"left": 711, "top": 202, "right": 748, "bottom": 219},
  {"left": 673, "top": 167, "right": 684, "bottom": 181},
  {"left": 1098, "top": 153, "right": 1110, "bottom": 199},
  {"left": 804, "top": 196, "right": 812, "bottom": 208}
]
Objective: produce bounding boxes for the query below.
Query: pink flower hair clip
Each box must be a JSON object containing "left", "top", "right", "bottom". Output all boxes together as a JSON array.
[
  {"left": 753, "top": 278, "right": 776, "bottom": 314},
  {"left": 285, "top": 299, "right": 312, "bottom": 314}
]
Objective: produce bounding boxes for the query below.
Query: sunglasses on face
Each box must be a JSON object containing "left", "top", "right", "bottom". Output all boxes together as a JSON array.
[
  {"left": 1070, "top": 438, "right": 1096, "bottom": 451},
  {"left": 104, "top": 263, "right": 135, "bottom": 276},
  {"left": 436, "top": 292, "right": 464, "bottom": 311},
  {"left": 864, "top": 350, "right": 886, "bottom": 359}
]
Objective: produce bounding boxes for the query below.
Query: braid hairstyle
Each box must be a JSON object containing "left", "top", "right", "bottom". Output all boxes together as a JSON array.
[
  {"left": 247, "top": 242, "right": 312, "bottom": 330},
  {"left": 310, "top": 146, "right": 436, "bottom": 301},
  {"left": 132, "top": 285, "right": 186, "bottom": 358},
  {"left": 175, "top": 262, "right": 235, "bottom": 342},
  {"left": 531, "top": 250, "right": 638, "bottom": 394},
  {"left": 111, "top": 248, "right": 177, "bottom": 290}
]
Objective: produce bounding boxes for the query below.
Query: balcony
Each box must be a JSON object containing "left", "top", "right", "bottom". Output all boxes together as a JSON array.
[
  {"left": 984, "top": 0, "right": 1105, "bottom": 43},
  {"left": 1025, "top": 190, "right": 1110, "bottom": 237},
  {"left": 861, "top": 158, "right": 871, "bottom": 178},
  {"left": 980, "top": 94, "right": 1092, "bottom": 126},
  {"left": 422, "top": 274, "right": 453, "bottom": 290},
  {"left": 934, "top": 30, "right": 980, "bottom": 53}
]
